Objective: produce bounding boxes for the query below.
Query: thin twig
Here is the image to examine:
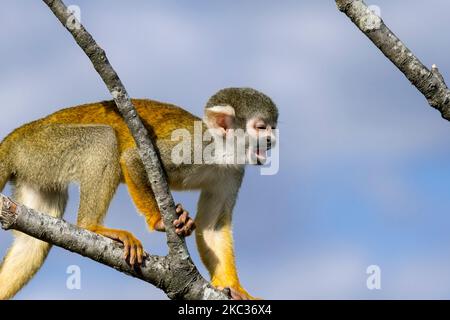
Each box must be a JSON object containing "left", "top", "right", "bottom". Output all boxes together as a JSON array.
[{"left": 336, "top": 0, "right": 450, "bottom": 120}]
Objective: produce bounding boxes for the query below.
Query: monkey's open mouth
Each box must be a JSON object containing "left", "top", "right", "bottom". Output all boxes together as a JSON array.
[
  {"left": 254, "top": 137, "right": 273, "bottom": 165},
  {"left": 255, "top": 148, "right": 267, "bottom": 165}
]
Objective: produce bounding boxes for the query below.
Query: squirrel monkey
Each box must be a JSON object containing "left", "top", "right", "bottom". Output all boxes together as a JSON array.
[{"left": 0, "top": 87, "right": 278, "bottom": 300}]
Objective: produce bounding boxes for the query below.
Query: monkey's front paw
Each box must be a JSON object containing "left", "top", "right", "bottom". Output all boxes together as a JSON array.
[
  {"left": 173, "top": 203, "right": 196, "bottom": 237},
  {"left": 153, "top": 204, "right": 196, "bottom": 236}
]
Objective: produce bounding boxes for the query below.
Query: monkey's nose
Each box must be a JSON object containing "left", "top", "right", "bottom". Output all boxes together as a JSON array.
[{"left": 266, "top": 137, "right": 272, "bottom": 150}]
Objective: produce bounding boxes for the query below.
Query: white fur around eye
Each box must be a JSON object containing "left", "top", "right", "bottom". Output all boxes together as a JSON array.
[
  {"left": 254, "top": 120, "right": 267, "bottom": 129},
  {"left": 246, "top": 118, "right": 261, "bottom": 136}
]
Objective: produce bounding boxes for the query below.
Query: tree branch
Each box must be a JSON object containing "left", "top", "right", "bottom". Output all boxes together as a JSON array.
[
  {"left": 0, "top": 0, "right": 233, "bottom": 299},
  {"left": 0, "top": 193, "right": 227, "bottom": 300},
  {"left": 42, "top": 0, "right": 184, "bottom": 256},
  {"left": 336, "top": 0, "right": 450, "bottom": 120}
]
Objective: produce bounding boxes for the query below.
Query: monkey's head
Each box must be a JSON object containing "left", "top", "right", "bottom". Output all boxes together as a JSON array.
[{"left": 204, "top": 87, "right": 278, "bottom": 165}]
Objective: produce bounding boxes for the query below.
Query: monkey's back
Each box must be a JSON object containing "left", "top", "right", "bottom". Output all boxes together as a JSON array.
[{"left": 31, "top": 99, "right": 201, "bottom": 153}]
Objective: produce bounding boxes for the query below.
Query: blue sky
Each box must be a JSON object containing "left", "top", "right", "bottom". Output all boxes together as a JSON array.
[{"left": 2, "top": 0, "right": 450, "bottom": 299}]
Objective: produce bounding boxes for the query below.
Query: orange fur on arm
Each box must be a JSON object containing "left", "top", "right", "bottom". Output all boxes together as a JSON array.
[{"left": 120, "top": 157, "right": 161, "bottom": 231}]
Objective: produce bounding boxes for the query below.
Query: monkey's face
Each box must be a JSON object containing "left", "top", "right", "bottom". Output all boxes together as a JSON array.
[
  {"left": 204, "top": 87, "right": 278, "bottom": 166},
  {"left": 245, "top": 117, "right": 277, "bottom": 165}
]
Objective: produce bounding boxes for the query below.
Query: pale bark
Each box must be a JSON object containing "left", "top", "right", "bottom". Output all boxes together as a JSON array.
[
  {"left": 336, "top": 0, "right": 450, "bottom": 120},
  {"left": 0, "top": 194, "right": 227, "bottom": 299},
  {"left": 0, "top": 0, "right": 228, "bottom": 300},
  {"left": 42, "top": 0, "right": 184, "bottom": 256}
]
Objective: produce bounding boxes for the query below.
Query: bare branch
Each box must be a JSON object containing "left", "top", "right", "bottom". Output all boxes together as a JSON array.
[
  {"left": 32, "top": 0, "right": 230, "bottom": 299},
  {"left": 42, "top": 0, "right": 184, "bottom": 256},
  {"left": 0, "top": 193, "right": 228, "bottom": 300},
  {"left": 336, "top": 0, "right": 450, "bottom": 120}
]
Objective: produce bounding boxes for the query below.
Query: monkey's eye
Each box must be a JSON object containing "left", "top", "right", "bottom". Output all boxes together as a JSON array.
[{"left": 256, "top": 125, "right": 266, "bottom": 130}]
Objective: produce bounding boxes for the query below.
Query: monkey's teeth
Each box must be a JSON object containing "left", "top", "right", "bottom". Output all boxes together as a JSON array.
[{"left": 255, "top": 149, "right": 266, "bottom": 160}]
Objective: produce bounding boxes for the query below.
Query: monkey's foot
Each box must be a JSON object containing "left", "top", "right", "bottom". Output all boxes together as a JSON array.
[
  {"left": 215, "top": 285, "right": 258, "bottom": 300},
  {"left": 87, "top": 225, "right": 144, "bottom": 266},
  {"left": 154, "top": 203, "right": 196, "bottom": 237}
]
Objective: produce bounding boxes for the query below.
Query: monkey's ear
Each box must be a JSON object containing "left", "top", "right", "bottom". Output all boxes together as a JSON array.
[{"left": 204, "top": 105, "right": 235, "bottom": 135}]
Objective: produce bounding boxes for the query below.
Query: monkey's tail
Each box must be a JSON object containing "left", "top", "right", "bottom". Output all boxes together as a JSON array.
[
  {"left": 0, "top": 232, "right": 53, "bottom": 299},
  {"left": 0, "top": 183, "right": 68, "bottom": 299}
]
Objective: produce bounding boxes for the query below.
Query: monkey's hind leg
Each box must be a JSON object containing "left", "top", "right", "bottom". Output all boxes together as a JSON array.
[
  {"left": 0, "top": 182, "right": 68, "bottom": 300},
  {"left": 75, "top": 137, "right": 144, "bottom": 266}
]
